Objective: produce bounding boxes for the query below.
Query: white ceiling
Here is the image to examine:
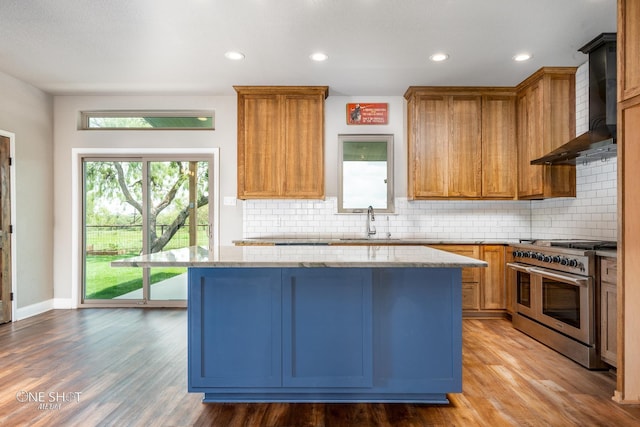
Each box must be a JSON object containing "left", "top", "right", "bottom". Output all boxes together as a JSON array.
[{"left": 0, "top": 0, "right": 617, "bottom": 96}]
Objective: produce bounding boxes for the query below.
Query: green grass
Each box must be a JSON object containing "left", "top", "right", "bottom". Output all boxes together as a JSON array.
[{"left": 85, "top": 254, "right": 185, "bottom": 299}]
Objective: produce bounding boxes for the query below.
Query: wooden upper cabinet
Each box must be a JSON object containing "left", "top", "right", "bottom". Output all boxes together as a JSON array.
[
  {"left": 409, "top": 94, "right": 449, "bottom": 198},
  {"left": 449, "top": 96, "right": 482, "bottom": 198},
  {"left": 516, "top": 68, "right": 577, "bottom": 199},
  {"left": 235, "top": 86, "right": 328, "bottom": 199},
  {"left": 620, "top": 0, "right": 640, "bottom": 101},
  {"left": 482, "top": 95, "right": 517, "bottom": 198},
  {"left": 405, "top": 87, "right": 515, "bottom": 200}
]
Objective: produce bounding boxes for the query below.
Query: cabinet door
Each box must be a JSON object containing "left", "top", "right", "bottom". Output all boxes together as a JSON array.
[
  {"left": 517, "top": 82, "right": 545, "bottom": 198},
  {"left": 601, "top": 280, "right": 618, "bottom": 367},
  {"left": 481, "top": 245, "right": 505, "bottom": 310},
  {"left": 188, "top": 268, "right": 282, "bottom": 388},
  {"left": 282, "top": 94, "right": 325, "bottom": 198},
  {"left": 237, "top": 94, "right": 282, "bottom": 198},
  {"left": 411, "top": 95, "right": 449, "bottom": 197},
  {"left": 505, "top": 247, "right": 516, "bottom": 314},
  {"left": 545, "top": 74, "right": 577, "bottom": 198},
  {"left": 430, "top": 245, "right": 481, "bottom": 283},
  {"left": 448, "top": 96, "right": 482, "bottom": 197},
  {"left": 482, "top": 95, "right": 516, "bottom": 198},
  {"left": 282, "top": 268, "right": 373, "bottom": 388},
  {"left": 600, "top": 258, "right": 618, "bottom": 366},
  {"left": 620, "top": 0, "right": 640, "bottom": 100}
]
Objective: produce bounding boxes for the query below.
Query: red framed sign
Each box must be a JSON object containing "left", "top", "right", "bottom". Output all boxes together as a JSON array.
[{"left": 346, "top": 103, "right": 388, "bottom": 125}]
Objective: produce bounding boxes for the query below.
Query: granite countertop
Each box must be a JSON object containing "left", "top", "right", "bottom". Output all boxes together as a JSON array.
[
  {"left": 111, "top": 245, "right": 488, "bottom": 269},
  {"left": 233, "top": 238, "right": 518, "bottom": 246},
  {"left": 596, "top": 249, "right": 617, "bottom": 258}
]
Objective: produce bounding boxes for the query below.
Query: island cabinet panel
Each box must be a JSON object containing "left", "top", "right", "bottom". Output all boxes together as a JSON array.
[
  {"left": 282, "top": 269, "right": 373, "bottom": 388},
  {"left": 188, "top": 268, "right": 282, "bottom": 388},
  {"left": 235, "top": 86, "right": 328, "bottom": 200},
  {"left": 187, "top": 266, "right": 463, "bottom": 403},
  {"left": 373, "top": 268, "right": 462, "bottom": 393}
]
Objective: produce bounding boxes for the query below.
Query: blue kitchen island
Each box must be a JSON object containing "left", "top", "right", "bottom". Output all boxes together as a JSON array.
[{"left": 112, "top": 245, "right": 486, "bottom": 403}]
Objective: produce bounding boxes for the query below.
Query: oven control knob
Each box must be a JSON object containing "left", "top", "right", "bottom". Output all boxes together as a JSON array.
[
  {"left": 552, "top": 256, "right": 561, "bottom": 263},
  {"left": 543, "top": 255, "right": 552, "bottom": 263},
  {"left": 536, "top": 253, "right": 545, "bottom": 261},
  {"left": 523, "top": 251, "right": 531, "bottom": 258},
  {"left": 569, "top": 259, "right": 578, "bottom": 267},
  {"left": 560, "top": 257, "right": 569, "bottom": 265}
]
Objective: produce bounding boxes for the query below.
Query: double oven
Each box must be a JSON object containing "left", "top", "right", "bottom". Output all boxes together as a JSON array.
[{"left": 508, "top": 240, "right": 615, "bottom": 369}]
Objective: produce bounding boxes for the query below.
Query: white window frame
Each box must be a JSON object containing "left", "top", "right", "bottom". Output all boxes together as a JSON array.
[
  {"left": 71, "top": 148, "right": 220, "bottom": 308},
  {"left": 78, "top": 110, "right": 215, "bottom": 130}
]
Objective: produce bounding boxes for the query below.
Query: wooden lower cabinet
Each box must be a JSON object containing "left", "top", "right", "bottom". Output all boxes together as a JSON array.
[
  {"left": 600, "top": 257, "right": 617, "bottom": 367},
  {"left": 481, "top": 245, "right": 506, "bottom": 310},
  {"left": 429, "top": 244, "right": 506, "bottom": 316}
]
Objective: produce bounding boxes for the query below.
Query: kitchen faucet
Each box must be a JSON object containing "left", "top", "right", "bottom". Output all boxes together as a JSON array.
[{"left": 366, "top": 205, "right": 376, "bottom": 238}]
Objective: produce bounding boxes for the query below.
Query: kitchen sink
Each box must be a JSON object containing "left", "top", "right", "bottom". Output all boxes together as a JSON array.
[{"left": 339, "top": 238, "right": 402, "bottom": 241}]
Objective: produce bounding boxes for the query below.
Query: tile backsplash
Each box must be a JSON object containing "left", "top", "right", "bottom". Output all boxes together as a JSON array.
[
  {"left": 530, "top": 159, "right": 617, "bottom": 241},
  {"left": 243, "top": 156, "right": 617, "bottom": 242},
  {"left": 243, "top": 198, "right": 531, "bottom": 241}
]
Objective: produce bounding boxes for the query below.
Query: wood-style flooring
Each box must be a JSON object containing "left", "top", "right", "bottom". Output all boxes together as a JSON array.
[{"left": 0, "top": 309, "right": 638, "bottom": 427}]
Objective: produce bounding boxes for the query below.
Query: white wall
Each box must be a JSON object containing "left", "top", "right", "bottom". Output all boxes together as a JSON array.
[
  {"left": 0, "top": 70, "right": 54, "bottom": 315},
  {"left": 53, "top": 95, "right": 241, "bottom": 304}
]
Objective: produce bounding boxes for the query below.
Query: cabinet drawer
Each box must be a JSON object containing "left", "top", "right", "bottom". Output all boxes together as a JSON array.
[
  {"left": 600, "top": 258, "right": 617, "bottom": 283},
  {"left": 462, "top": 282, "right": 480, "bottom": 310},
  {"left": 429, "top": 245, "right": 481, "bottom": 282}
]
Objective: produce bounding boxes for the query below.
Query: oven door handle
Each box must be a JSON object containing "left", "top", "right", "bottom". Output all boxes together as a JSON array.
[
  {"left": 527, "top": 267, "right": 589, "bottom": 287},
  {"left": 506, "top": 262, "right": 533, "bottom": 273}
]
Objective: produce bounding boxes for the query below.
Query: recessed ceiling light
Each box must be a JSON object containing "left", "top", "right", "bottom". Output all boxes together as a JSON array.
[
  {"left": 513, "top": 53, "right": 532, "bottom": 62},
  {"left": 429, "top": 53, "right": 449, "bottom": 62},
  {"left": 224, "top": 51, "right": 245, "bottom": 60},
  {"left": 310, "top": 52, "right": 329, "bottom": 62}
]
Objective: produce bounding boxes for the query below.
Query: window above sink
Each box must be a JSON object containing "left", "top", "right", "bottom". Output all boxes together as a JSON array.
[{"left": 338, "top": 134, "right": 394, "bottom": 213}]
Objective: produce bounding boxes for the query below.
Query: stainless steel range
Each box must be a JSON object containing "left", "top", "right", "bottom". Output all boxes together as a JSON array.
[{"left": 508, "top": 240, "right": 616, "bottom": 369}]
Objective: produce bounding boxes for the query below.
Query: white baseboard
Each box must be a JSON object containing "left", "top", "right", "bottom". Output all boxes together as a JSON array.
[
  {"left": 13, "top": 298, "right": 76, "bottom": 321},
  {"left": 14, "top": 299, "right": 54, "bottom": 321},
  {"left": 53, "top": 298, "right": 76, "bottom": 309}
]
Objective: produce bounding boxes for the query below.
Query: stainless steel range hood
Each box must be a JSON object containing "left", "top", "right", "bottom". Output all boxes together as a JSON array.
[{"left": 531, "top": 33, "right": 616, "bottom": 166}]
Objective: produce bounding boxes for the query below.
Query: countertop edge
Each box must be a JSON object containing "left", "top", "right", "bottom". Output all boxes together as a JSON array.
[
  {"left": 110, "top": 246, "right": 488, "bottom": 269},
  {"left": 233, "top": 239, "right": 519, "bottom": 246}
]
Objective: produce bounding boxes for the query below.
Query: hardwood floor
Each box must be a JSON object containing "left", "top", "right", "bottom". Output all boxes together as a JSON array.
[{"left": 0, "top": 309, "right": 638, "bottom": 427}]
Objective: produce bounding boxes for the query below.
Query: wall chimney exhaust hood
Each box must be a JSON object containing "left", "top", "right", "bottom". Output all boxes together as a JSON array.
[{"left": 531, "top": 33, "right": 616, "bottom": 166}]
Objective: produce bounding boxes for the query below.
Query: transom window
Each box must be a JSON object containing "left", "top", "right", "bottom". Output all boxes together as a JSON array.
[{"left": 79, "top": 110, "right": 214, "bottom": 130}]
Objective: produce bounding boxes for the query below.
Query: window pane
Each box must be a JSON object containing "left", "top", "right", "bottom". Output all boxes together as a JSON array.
[
  {"left": 148, "top": 160, "right": 210, "bottom": 301},
  {"left": 81, "top": 111, "right": 214, "bottom": 130},
  {"left": 84, "top": 161, "right": 144, "bottom": 300}
]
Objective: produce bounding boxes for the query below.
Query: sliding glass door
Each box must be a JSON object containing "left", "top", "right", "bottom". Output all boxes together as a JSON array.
[{"left": 82, "top": 156, "right": 213, "bottom": 306}]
